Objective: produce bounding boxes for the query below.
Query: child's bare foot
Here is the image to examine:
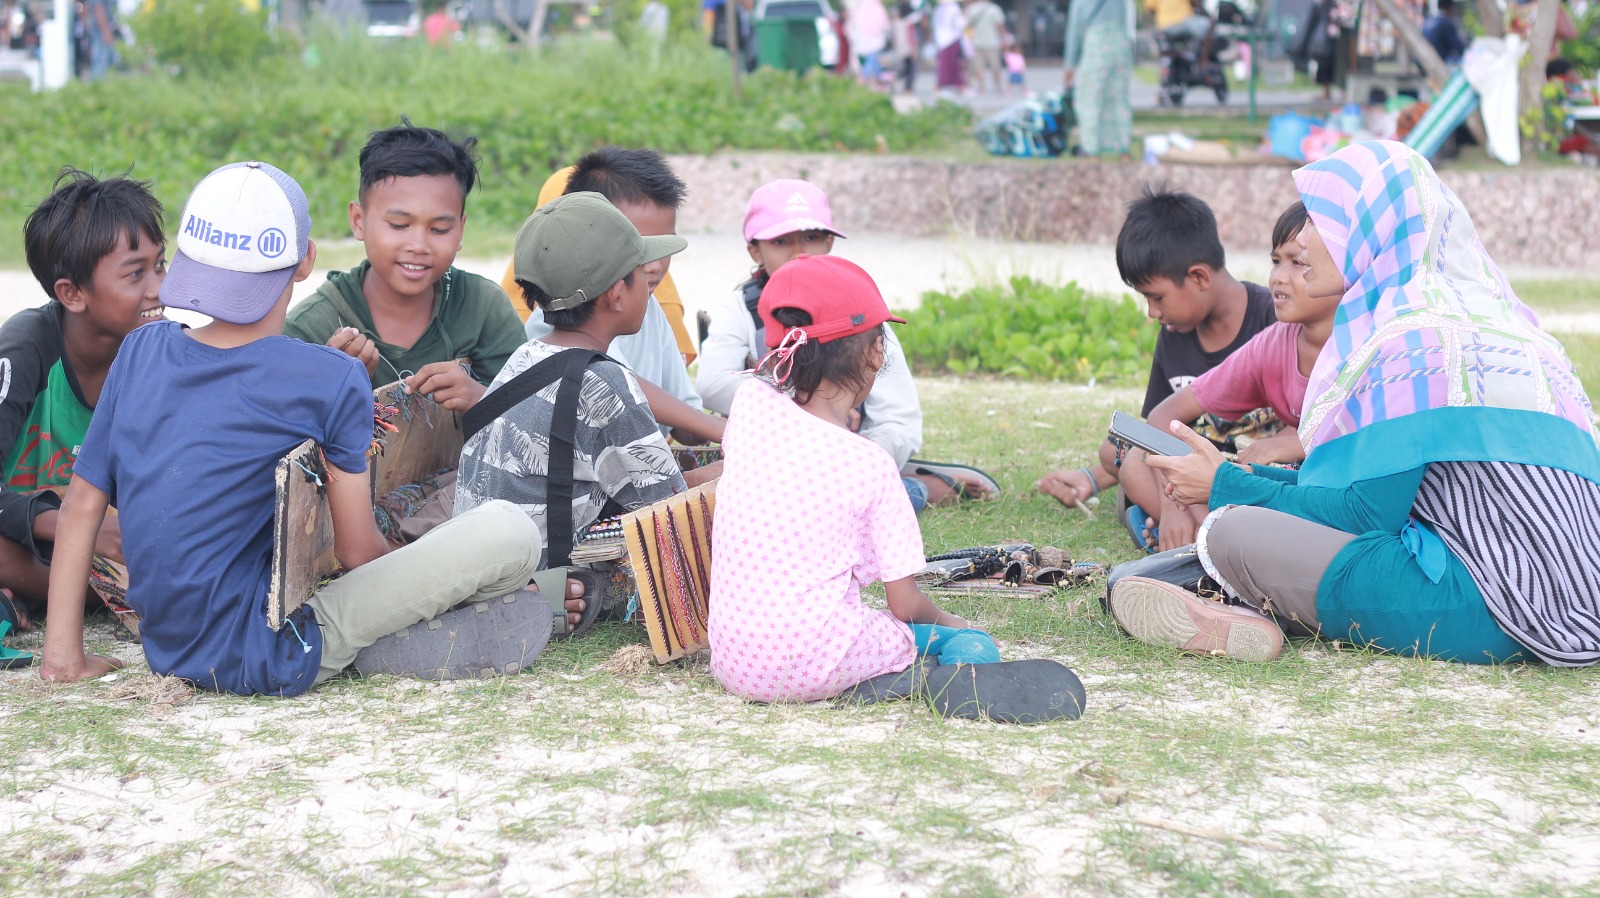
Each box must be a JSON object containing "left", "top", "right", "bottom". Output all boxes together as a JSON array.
[
  {"left": 915, "top": 471, "right": 996, "bottom": 506},
  {"left": 527, "top": 577, "right": 590, "bottom": 629},
  {"left": 562, "top": 577, "right": 586, "bottom": 629},
  {"left": 0, "top": 588, "right": 32, "bottom": 632},
  {"left": 903, "top": 462, "right": 1000, "bottom": 507},
  {"left": 528, "top": 569, "right": 605, "bottom": 639}
]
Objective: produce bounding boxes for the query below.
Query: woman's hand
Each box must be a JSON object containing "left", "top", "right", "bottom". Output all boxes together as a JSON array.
[{"left": 1144, "top": 421, "right": 1230, "bottom": 508}]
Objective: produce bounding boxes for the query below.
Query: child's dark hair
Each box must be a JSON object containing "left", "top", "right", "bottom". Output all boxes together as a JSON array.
[
  {"left": 758, "top": 308, "right": 883, "bottom": 405},
  {"left": 1115, "top": 183, "right": 1226, "bottom": 288},
  {"left": 24, "top": 167, "right": 164, "bottom": 300},
  {"left": 564, "top": 147, "right": 687, "bottom": 210},
  {"left": 358, "top": 117, "right": 479, "bottom": 205},
  {"left": 516, "top": 272, "right": 635, "bottom": 329},
  {"left": 1271, "top": 201, "right": 1307, "bottom": 251}
]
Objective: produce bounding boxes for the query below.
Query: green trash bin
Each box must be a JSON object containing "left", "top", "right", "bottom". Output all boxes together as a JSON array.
[{"left": 754, "top": 17, "right": 822, "bottom": 72}]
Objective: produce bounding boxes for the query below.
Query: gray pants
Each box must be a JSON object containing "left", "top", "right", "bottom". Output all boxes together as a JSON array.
[
  {"left": 306, "top": 499, "right": 539, "bottom": 683},
  {"left": 1200, "top": 505, "right": 1355, "bottom": 638}
]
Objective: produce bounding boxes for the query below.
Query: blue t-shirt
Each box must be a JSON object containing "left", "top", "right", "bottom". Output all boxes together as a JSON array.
[{"left": 74, "top": 322, "right": 371, "bottom": 696}]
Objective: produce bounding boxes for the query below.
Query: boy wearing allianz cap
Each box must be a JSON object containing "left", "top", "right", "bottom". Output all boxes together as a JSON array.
[
  {"left": 41, "top": 161, "right": 555, "bottom": 694},
  {"left": 457, "top": 192, "right": 715, "bottom": 600}
]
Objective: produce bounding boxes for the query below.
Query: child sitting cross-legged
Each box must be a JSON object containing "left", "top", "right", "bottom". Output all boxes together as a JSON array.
[
  {"left": 1037, "top": 185, "right": 1276, "bottom": 551},
  {"left": 284, "top": 121, "right": 528, "bottom": 541},
  {"left": 285, "top": 120, "right": 525, "bottom": 406},
  {"left": 1123, "top": 201, "right": 1336, "bottom": 549},
  {"left": 40, "top": 161, "right": 578, "bottom": 693},
  {"left": 708, "top": 255, "right": 1085, "bottom": 723},
  {"left": 698, "top": 178, "right": 996, "bottom": 511},
  {"left": 1, "top": 169, "right": 166, "bottom": 635},
  {"left": 456, "top": 192, "right": 717, "bottom": 629}
]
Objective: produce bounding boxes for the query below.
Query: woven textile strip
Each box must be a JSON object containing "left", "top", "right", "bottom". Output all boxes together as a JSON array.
[
  {"left": 621, "top": 480, "right": 718, "bottom": 663},
  {"left": 1292, "top": 140, "right": 1596, "bottom": 460}
]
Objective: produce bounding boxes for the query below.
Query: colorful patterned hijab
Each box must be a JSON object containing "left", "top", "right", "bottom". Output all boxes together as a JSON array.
[{"left": 1291, "top": 141, "right": 1595, "bottom": 473}]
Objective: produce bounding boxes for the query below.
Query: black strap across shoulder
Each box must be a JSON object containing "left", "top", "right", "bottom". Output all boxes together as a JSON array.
[
  {"left": 740, "top": 277, "right": 765, "bottom": 339},
  {"left": 462, "top": 348, "right": 610, "bottom": 568}
]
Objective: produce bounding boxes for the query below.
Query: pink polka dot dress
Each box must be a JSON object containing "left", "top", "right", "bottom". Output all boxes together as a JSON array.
[{"left": 710, "top": 380, "right": 926, "bottom": 702}]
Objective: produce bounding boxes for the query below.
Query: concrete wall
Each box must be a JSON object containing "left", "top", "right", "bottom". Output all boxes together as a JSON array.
[{"left": 668, "top": 153, "right": 1600, "bottom": 270}]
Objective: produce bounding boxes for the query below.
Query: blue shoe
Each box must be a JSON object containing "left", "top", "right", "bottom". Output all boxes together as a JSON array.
[{"left": 1124, "top": 503, "right": 1160, "bottom": 554}]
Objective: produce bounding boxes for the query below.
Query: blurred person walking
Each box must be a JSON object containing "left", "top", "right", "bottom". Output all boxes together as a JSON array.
[
  {"left": 932, "top": 0, "right": 966, "bottom": 95},
  {"left": 1064, "top": 0, "right": 1135, "bottom": 158}
]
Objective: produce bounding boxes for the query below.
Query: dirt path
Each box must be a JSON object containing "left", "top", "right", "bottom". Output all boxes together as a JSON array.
[{"left": 4, "top": 230, "right": 1581, "bottom": 330}]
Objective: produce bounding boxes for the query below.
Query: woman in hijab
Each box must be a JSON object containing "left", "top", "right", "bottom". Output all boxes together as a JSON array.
[
  {"left": 1111, "top": 140, "right": 1600, "bottom": 668},
  {"left": 931, "top": 0, "right": 966, "bottom": 95}
]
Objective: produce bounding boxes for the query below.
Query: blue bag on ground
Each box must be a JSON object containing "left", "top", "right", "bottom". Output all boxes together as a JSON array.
[
  {"left": 976, "top": 92, "right": 1073, "bottom": 158},
  {"left": 1268, "top": 111, "right": 1322, "bottom": 162}
]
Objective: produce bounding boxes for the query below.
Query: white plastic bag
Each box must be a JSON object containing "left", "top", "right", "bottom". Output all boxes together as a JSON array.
[{"left": 1462, "top": 34, "right": 1527, "bottom": 166}]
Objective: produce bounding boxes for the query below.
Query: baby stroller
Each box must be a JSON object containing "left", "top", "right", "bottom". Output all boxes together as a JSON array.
[{"left": 976, "top": 91, "right": 1074, "bottom": 158}]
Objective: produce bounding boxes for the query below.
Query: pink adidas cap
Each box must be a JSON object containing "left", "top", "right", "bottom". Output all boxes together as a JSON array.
[{"left": 742, "top": 179, "right": 847, "bottom": 243}]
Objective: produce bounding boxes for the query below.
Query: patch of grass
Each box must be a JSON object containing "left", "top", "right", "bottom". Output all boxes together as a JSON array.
[
  {"left": 1552, "top": 330, "right": 1600, "bottom": 398},
  {"left": 1517, "top": 278, "right": 1600, "bottom": 313},
  {"left": 6, "top": 378, "right": 1600, "bottom": 897}
]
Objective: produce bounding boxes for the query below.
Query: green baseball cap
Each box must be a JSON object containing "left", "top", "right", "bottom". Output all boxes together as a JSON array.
[{"left": 513, "top": 191, "right": 688, "bottom": 311}]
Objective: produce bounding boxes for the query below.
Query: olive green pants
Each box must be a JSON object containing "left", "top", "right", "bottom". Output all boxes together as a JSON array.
[{"left": 306, "top": 499, "right": 539, "bottom": 683}]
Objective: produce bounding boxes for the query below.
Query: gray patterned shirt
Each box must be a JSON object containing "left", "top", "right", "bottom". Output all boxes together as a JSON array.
[{"left": 454, "top": 340, "right": 686, "bottom": 568}]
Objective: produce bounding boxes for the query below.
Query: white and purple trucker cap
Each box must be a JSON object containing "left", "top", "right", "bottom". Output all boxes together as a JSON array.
[{"left": 160, "top": 161, "right": 311, "bottom": 325}]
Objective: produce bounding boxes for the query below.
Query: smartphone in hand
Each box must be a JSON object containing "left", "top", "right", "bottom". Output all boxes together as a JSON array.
[{"left": 1108, "top": 410, "right": 1194, "bottom": 458}]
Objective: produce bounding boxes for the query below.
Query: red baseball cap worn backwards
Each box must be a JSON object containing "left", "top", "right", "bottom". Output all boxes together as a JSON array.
[{"left": 758, "top": 255, "right": 907, "bottom": 349}]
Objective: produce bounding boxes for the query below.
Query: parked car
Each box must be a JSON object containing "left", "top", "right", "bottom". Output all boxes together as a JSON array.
[
  {"left": 363, "top": 0, "right": 420, "bottom": 39},
  {"left": 753, "top": 0, "right": 840, "bottom": 69}
]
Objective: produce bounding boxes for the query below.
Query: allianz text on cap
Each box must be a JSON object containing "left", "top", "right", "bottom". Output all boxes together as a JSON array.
[{"left": 160, "top": 161, "right": 311, "bottom": 325}]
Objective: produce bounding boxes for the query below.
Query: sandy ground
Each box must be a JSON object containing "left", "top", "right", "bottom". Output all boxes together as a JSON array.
[{"left": 3, "top": 588, "right": 1597, "bottom": 897}]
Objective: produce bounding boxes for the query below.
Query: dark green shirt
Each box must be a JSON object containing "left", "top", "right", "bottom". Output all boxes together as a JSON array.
[{"left": 284, "top": 261, "right": 526, "bottom": 391}]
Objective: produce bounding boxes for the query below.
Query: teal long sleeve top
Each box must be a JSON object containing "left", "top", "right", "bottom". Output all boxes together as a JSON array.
[
  {"left": 1209, "top": 462, "right": 1424, "bottom": 536},
  {"left": 1204, "top": 461, "right": 1528, "bottom": 663}
]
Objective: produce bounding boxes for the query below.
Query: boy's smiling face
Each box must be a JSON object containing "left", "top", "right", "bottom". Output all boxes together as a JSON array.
[
  {"left": 63, "top": 228, "right": 167, "bottom": 338},
  {"left": 613, "top": 199, "right": 677, "bottom": 295},
  {"left": 349, "top": 173, "right": 466, "bottom": 307}
]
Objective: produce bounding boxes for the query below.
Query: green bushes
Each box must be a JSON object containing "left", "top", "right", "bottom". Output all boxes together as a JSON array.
[
  {"left": 0, "top": 34, "right": 969, "bottom": 246},
  {"left": 131, "top": 0, "right": 277, "bottom": 76},
  {"left": 897, "top": 277, "right": 1156, "bottom": 382}
]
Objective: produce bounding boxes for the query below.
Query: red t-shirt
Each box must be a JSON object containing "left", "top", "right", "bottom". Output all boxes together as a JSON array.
[{"left": 1189, "top": 322, "right": 1308, "bottom": 426}]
